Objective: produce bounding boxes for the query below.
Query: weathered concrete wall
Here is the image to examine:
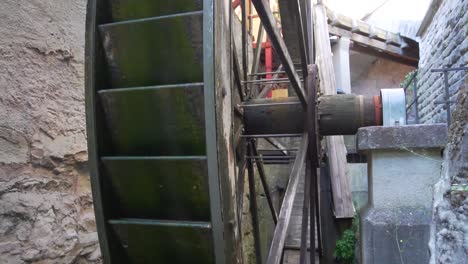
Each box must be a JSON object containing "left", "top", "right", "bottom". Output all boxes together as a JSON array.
[
  {"left": 417, "top": 0, "right": 467, "bottom": 124},
  {"left": 0, "top": 1, "right": 100, "bottom": 263}
]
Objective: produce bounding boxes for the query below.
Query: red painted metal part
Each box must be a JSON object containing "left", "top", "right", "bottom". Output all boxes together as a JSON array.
[
  {"left": 265, "top": 41, "right": 273, "bottom": 79},
  {"left": 252, "top": 40, "right": 274, "bottom": 98},
  {"left": 249, "top": 0, "right": 274, "bottom": 97},
  {"left": 265, "top": 41, "right": 273, "bottom": 98}
]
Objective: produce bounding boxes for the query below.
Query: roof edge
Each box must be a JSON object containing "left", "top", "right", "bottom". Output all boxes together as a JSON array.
[{"left": 416, "top": 0, "right": 444, "bottom": 37}]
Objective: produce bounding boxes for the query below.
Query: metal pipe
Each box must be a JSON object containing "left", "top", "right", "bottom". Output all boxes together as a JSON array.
[
  {"left": 248, "top": 69, "right": 303, "bottom": 77},
  {"left": 257, "top": 65, "right": 284, "bottom": 99},
  {"left": 241, "top": 133, "right": 303, "bottom": 138},
  {"left": 443, "top": 71, "right": 451, "bottom": 126},
  {"left": 242, "top": 77, "right": 304, "bottom": 84},
  {"left": 258, "top": 161, "right": 292, "bottom": 165},
  {"left": 413, "top": 72, "right": 419, "bottom": 123},
  {"left": 406, "top": 95, "right": 421, "bottom": 110},
  {"left": 429, "top": 66, "right": 468, "bottom": 126},
  {"left": 251, "top": 143, "right": 279, "bottom": 224},
  {"left": 264, "top": 136, "right": 290, "bottom": 156},
  {"left": 403, "top": 71, "right": 417, "bottom": 91},
  {"left": 246, "top": 80, "right": 292, "bottom": 85},
  {"left": 256, "top": 148, "right": 299, "bottom": 152},
  {"left": 240, "top": 101, "right": 302, "bottom": 107},
  {"left": 246, "top": 155, "right": 296, "bottom": 159},
  {"left": 251, "top": 25, "right": 265, "bottom": 78}
]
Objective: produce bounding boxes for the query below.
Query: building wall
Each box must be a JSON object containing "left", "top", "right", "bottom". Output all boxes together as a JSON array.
[
  {"left": 417, "top": 0, "right": 467, "bottom": 124},
  {"left": 350, "top": 55, "right": 414, "bottom": 96},
  {"left": 0, "top": 1, "right": 100, "bottom": 263}
]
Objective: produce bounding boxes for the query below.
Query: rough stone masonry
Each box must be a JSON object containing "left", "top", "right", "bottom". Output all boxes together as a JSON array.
[
  {"left": 430, "top": 85, "right": 468, "bottom": 264},
  {"left": 0, "top": 1, "right": 101, "bottom": 263},
  {"left": 417, "top": 0, "right": 467, "bottom": 124},
  {"left": 415, "top": 0, "right": 467, "bottom": 263}
]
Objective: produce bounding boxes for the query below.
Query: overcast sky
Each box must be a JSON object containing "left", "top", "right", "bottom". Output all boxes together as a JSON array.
[{"left": 325, "top": 0, "right": 430, "bottom": 22}]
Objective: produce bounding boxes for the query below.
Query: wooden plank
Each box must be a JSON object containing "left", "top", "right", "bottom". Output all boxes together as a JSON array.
[
  {"left": 328, "top": 25, "right": 418, "bottom": 67},
  {"left": 313, "top": 4, "right": 354, "bottom": 219},
  {"left": 109, "top": 219, "right": 214, "bottom": 263},
  {"left": 306, "top": 65, "right": 319, "bottom": 263},
  {"left": 267, "top": 135, "right": 308, "bottom": 264},
  {"left": 205, "top": 0, "right": 229, "bottom": 262},
  {"left": 99, "top": 11, "right": 204, "bottom": 88},
  {"left": 99, "top": 84, "right": 206, "bottom": 156},
  {"left": 324, "top": 6, "right": 419, "bottom": 66},
  {"left": 285, "top": 171, "right": 308, "bottom": 248},
  {"left": 101, "top": 156, "right": 210, "bottom": 221},
  {"left": 325, "top": 6, "right": 400, "bottom": 45},
  {"left": 278, "top": 0, "right": 300, "bottom": 61}
]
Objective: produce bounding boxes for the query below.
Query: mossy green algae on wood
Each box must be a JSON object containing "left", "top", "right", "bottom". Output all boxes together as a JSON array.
[
  {"left": 109, "top": 0, "right": 203, "bottom": 21},
  {"left": 99, "top": 12, "right": 203, "bottom": 88},
  {"left": 110, "top": 219, "right": 214, "bottom": 263},
  {"left": 102, "top": 156, "right": 210, "bottom": 221},
  {"left": 99, "top": 84, "right": 206, "bottom": 156}
]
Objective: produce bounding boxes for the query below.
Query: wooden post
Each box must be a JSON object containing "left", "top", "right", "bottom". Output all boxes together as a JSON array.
[{"left": 313, "top": 3, "right": 354, "bottom": 219}]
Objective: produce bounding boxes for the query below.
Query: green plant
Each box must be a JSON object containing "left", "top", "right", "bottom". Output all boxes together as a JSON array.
[
  {"left": 334, "top": 229, "right": 356, "bottom": 264},
  {"left": 400, "top": 70, "right": 417, "bottom": 92},
  {"left": 334, "top": 216, "right": 359, "bottom": 264},
  {"left": 400, "top": 70, "right": 418, "bottom": 106}
]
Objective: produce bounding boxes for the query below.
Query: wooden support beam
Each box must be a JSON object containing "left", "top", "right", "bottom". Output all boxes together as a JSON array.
[
  {"left": 251, "top": 0, "right": 307, "bottom": 107},
  {"left": 324, "top": 6, "right": 419, "bottom": 66},
  {"left": 267, "top": 135, "right": 308, "bottom": 264},
  {"left": 313, "top": 4, "right": 354, "bottom": 219},
  {"left": 328, "top": 25, "right": 418, "bottom": 67},
  {"left": 306, "top": 64, "right": 319, "bottom": 264},
  {"left": 247, "top": 141, "right": 263, "bottom": 264},
  {"left": 325, "top": 6, "right": 400, "bottom": 45}
]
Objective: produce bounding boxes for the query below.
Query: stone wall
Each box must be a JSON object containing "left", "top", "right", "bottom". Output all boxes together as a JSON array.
[
  {"left": 0, "top": 1, "right": 100, "bottom": 263},
  {"left": 421, "top": 1, "right": 468, "bottom": 262},
  {"left": 430, "top": 83, "right": 467, "bottom": 264},
  {"left": 417, "top": 0, "right": 467, "bottom": 124}
]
